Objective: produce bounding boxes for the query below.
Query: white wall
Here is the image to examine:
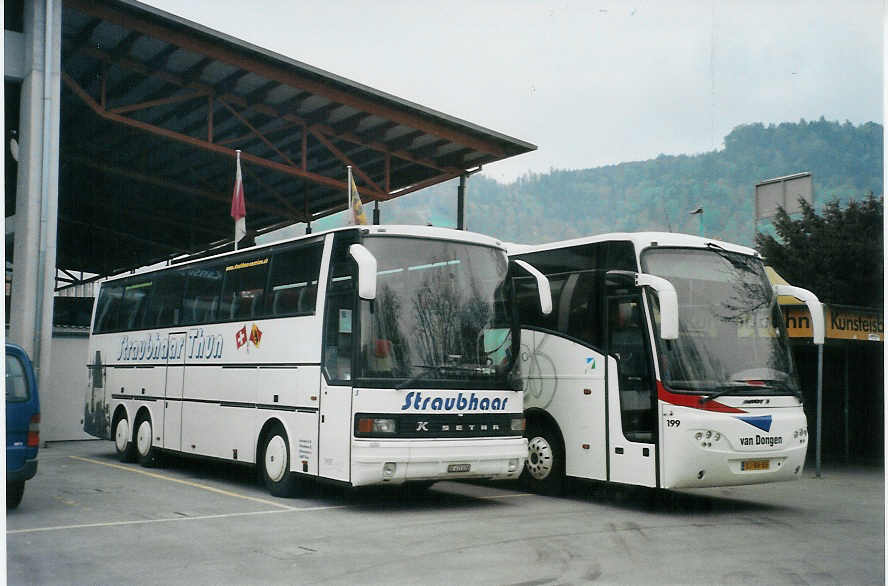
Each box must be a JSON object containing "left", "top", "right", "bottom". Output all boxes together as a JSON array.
[{"left": 43, "top": 331, "right": 92, "bottom": 442}]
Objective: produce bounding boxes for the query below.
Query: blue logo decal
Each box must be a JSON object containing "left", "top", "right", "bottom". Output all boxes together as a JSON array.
[{"left": 736, "top": 415, "right": 772, "bottom": 432}]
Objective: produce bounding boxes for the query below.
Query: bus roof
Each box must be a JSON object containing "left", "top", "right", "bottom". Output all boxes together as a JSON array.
[
  {"left": 102, "top": 225, "right": 507, "bottom": 283},
  {"left": 505, "top": 231, "right": 759, "bottom": 258}
]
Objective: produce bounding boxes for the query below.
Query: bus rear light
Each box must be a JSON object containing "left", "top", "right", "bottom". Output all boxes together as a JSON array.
[
  {"left": 357, "top": 417, "right": 396, "bottom": 434},
  {"left": 27, "top": 413, "right": 41, "bottom": 447},
  {"left": 510, "top": 417, "right": 525, "bottom": 432}
]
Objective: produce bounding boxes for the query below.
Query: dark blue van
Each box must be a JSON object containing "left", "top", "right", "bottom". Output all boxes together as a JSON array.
[{"left": 6, "top": 343, "right": 40, "bottom": 509}]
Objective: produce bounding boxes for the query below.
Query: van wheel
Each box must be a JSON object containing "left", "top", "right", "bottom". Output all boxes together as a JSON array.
[
  {"left": 522, "top": 423, "right": 564, "bottom": 495},
  {"left": 260, "top": 423, "right": 300, "bottom": 497},
  {"left": 135, "top": 417, "right": 157, "bottom": 467},
  {"left": 114, "top": 416, "right": 137, "bottom": 462},
  {"left": 6, "top": 481, "right": 25, "bottom": 509}
]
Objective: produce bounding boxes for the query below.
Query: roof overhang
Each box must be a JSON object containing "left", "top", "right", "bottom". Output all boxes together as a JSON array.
[{"left": 50, "top": 0, "right": 535, "bottom": 277}]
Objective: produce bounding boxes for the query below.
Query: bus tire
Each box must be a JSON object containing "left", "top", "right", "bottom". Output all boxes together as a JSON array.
[
  {"left": 135, "top": 416, "right": 157, "bottom": 467},
  {"left": 522, "top": 422, "right": 564, "bottom": 495},
  {"left": 260, "top": 423, "right": 299, "bottom": 498},
  {"left": 114, "top": 415, "right": 137, "bottom": 463},
  {"left": 7, "top": 481, "right": 25, "bottom": 509}
]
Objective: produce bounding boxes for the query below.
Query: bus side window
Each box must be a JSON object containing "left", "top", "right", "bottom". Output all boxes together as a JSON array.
[
  {"left": 147, "top": 272, "right": 186, "bottom": 328},
  {"left": 323, "top": 236, "right": 356, "bottom": 382},
  {"left": 608, "top": 296, "right": 654, "bottom": 442},
  {"left": 566, "top": 271, "right": 602, "bottom": 348},
  {"left": 120, "top": 279, "right": 153, "bottom": 331},
  {"left": 182, "top": 264, "right": 223, "bottom": 325},
  {"left": 94, "top": 284, "right": 124, "bottom": 333},
  {"left": 265, "top": 243, "right": 322, "bottom": 317},
  {"left": 220, "top": 255, "right": 269, "bottom": 321}
]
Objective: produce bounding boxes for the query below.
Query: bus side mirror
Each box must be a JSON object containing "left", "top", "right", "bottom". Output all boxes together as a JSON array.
[
  {"left": 349, "top": 244, "right": 378, "bottom": 301},
  {"left": 513, "top": 259, "right": 553, "bottom": 316},
  {"left": 774, "top": 284, "right": 824, "bottom": 345},
  {"left": 609, "top": 270, "right": 679, "bottom": 340}
]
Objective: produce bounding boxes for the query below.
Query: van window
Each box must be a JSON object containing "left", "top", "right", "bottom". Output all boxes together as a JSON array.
[{"left": 6, "top": 354, "right": 30, "bottom": 402}]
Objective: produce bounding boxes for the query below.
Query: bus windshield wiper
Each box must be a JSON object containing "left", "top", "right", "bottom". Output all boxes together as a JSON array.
[
  {"left": 394, "top": 364, "right": 493, "bottom": 390},
  {"left": 706, "top": 242, "right": 755, "bottom": 273},
  {"left": 700, "top": 382, "right": 775, "bottom": 404}
]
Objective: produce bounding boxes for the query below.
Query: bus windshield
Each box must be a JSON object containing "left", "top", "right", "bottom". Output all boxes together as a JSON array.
[
  {"left": 641, "top": 247, "right": 799, "bottom": 395},
  {"left": 358, "top": 236, "right": 515, "bottom": 389}
]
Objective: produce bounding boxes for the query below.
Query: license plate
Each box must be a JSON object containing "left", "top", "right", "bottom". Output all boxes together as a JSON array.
[
  {"left": 447, "top": 463, "right": 471, "bottom": 473},
  {"left": 741, "top": 459, "right": 770, "bottom": 471}
]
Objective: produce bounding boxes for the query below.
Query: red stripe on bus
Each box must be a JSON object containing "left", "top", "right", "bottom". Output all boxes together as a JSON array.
[{"left": 657, "top": 381, "right": 746, "bottom": 413}]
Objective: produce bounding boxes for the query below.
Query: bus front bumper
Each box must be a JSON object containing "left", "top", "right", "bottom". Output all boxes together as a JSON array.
[{"left": 351, "top": 437, "right": 527, "bottom": 486}]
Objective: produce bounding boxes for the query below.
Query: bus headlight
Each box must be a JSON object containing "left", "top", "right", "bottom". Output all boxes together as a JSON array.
[
  {"left": 511, "top": 417, "right": 525, "bottom": 432},
  {"left": 356, "top": 417, "right": 397, "bottom": 435}
]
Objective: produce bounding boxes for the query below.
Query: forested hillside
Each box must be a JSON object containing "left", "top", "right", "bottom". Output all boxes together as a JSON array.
[{"left": 379, "top": 118, "right": 882, "bottom": 246}]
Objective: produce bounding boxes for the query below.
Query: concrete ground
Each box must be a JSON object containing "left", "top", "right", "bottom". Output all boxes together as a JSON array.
[{"left": 6, "top": 441, "right": 884, "bottom": 585}]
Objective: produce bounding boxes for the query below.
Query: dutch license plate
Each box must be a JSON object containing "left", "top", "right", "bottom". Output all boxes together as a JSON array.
[
  {"left": 741, "top": 459, "right": 770, "bottom": 471},
  {"left": 447, "top": 463, "right": 471, "bottom": 473}
]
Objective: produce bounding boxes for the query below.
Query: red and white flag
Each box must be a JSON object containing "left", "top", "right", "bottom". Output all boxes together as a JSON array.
[{"left": 231, "top": 150, "right": 246, "bottom": 248}]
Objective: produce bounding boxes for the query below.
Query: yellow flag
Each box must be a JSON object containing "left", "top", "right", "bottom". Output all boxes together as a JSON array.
[{"left": 347, "top": 167, "right": 368, "bottom": 225}]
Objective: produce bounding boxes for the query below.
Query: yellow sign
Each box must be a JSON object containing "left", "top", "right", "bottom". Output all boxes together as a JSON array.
[{"left": 783, "top": 306, "right": 883, "bottom": 342}]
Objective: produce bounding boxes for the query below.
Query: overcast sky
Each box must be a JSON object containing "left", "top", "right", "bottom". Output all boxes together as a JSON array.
[{"left": 144, "top": 0, "right": 883, "bottom": 183}]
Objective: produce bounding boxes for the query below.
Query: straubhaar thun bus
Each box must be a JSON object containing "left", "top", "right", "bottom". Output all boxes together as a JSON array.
[
  {"left": 509, "top": 232, "right": 823, "bottom": 492},
  {"left": 83, "top": 225, "right": 551, "bottom": 496}
]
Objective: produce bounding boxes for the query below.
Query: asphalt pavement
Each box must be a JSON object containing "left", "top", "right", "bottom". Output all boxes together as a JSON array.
[{"left": 5, "top": 441, "right": 884, "bottom": 585}]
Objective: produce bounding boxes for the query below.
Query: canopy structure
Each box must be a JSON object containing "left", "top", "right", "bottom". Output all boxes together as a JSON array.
[{"left": 47, "top": 0, "right": 534, "bottom": 281}]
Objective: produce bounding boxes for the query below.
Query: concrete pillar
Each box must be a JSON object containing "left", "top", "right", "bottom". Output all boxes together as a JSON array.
[{"left": 8, "top": 0, "right": 61, "bottom": 387}]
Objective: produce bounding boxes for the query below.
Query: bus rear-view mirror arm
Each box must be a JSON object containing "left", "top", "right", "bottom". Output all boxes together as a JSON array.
[
  {"left": 349, "top": 244, "right": 378, "bottom": 300},
  {"left": 513, "top": 259, "right": 553, "bottom": 316},
  {"left": 773, "top": 284, "right": 824, "bottom": 345},
  {"left": 608, "top": 270, "right": 679, "bottom": 340}
]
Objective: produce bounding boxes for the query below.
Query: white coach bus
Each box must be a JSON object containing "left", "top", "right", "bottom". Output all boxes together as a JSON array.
[
  {"left": 509, "top": 232, "right": 824, "bottom": 492},
  {"left": 83, "top": 225, "right": 551, "bottom": 496}
]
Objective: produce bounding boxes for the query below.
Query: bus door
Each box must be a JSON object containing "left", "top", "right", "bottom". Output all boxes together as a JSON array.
[
  {"left": 606, "top": 294, "right": 657, "bottom": 487},
  {"left": 318, "top": 234, "right": 355, "bottom": 482},
  {"left": 162, "top": 332, "right": 187, "bottom": 451}
]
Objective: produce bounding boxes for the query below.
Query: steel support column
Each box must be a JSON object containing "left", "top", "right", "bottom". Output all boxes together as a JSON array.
[
  {"left": 457, "top": 174, "right": 466, "bottom": 230},
  {"left": 9, "top": 0, "right": 62, "bottom": 387}
]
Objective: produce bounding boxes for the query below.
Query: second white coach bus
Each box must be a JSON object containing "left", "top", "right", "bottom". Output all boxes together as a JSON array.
[
  {"left": 509, "top": 232, "right": 824, "bottom": 492},
  {"left": 84, "top": 225, "right": 551, "bottom": 496}
]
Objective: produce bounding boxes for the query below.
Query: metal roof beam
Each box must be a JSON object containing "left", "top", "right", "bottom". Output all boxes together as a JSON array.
[{"left": 66, "top": 0, "right": 507, "bottom": 158}]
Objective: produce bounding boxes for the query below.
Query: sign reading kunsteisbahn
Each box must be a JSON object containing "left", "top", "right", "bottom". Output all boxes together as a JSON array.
[{"left": 783, "top": 305, "right": 883, "bottom": 342}]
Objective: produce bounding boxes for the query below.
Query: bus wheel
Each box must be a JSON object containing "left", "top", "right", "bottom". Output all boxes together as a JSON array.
[
  {"left": 6, "top": 481, "right": 25, "bottom": 509},
  {"left": 260, "top": 423, "right": 299, "bottom": 497},
  {"left": 135, "top": 417, "right": 157, "bottom": 467},
  {"left": 523, "top": 423, "right": 564, "bottom": 495},
  {"left": 114, "top": 416, "right": 137, "bottom": 462}
]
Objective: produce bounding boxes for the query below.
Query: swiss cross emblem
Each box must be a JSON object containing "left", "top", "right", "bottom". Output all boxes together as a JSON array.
[
  {"left": 235, "top": 326, "right": 248, "bottom": 349},
  {"left": 250, "top": 324, "right": 262, "bottom": 347}
]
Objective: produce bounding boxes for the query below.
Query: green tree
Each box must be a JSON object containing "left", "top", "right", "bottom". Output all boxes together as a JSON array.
[{"left": 755, "top": 194, "right": 883, "bottom": 307}]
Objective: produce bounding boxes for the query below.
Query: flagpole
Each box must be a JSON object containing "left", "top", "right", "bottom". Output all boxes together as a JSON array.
[
  {"left": 347, "top": 165, "right": 353, "bottom": 220},
  {"left": 235, "top": 149, "right": 241, "bottom": 251}
]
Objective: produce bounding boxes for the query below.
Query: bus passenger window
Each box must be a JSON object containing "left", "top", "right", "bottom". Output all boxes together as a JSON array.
[
  {"left": 265, "top": 243, "right": 322, "bottom": 317},
  {"left": 608, "top": 296, "right": 654, "bottom": 443},
  {"left": 221, "top": 255, "right": 269, "bottom": 320}
]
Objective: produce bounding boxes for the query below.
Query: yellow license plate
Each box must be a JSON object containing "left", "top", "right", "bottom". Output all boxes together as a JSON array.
[{"left": 741, "top": 459, "right": 770, "bottom": 471}]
